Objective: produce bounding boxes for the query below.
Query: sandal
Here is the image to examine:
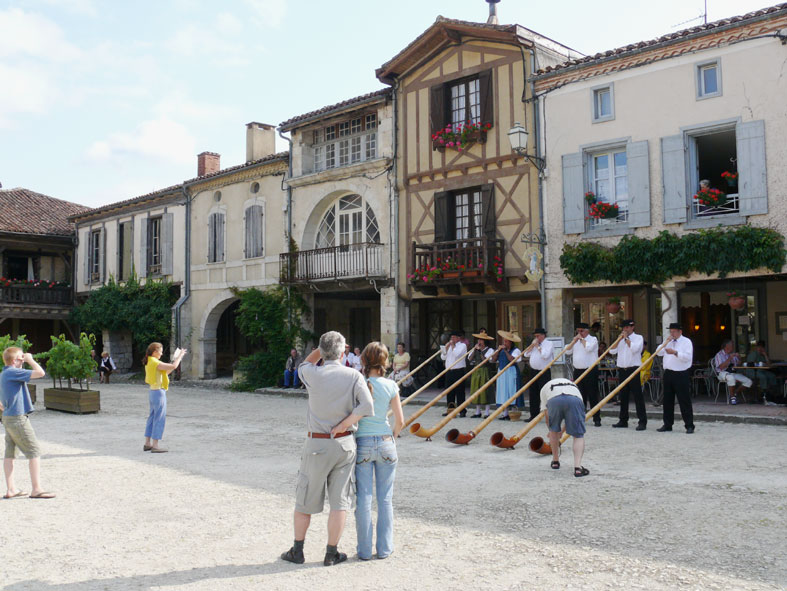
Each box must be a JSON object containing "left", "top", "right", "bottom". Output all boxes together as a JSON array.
[
  {"left": 323, "top": 551, "right": 348, "bottom": 566},
  {"left": 281, "top": 547, "right": 305, "bottom": 564},
  {"left": 574, "top": 466, "right": 590, "bottom": 478},
  {"left": 550, "top": 460, "right": 560, "bottom": 470}
]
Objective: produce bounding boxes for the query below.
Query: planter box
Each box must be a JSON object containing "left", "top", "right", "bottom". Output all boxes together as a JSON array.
[
  {"left": 28, "top": 384, "right": 36, "bottom": 405},
  {"left": 44, "top": 388, "right": 100, "bottom": 414}
]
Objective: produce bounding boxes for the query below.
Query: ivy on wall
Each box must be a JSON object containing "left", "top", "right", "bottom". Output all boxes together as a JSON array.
[{"left": 559, "top": 226, "right": 786, "bottom": 285}]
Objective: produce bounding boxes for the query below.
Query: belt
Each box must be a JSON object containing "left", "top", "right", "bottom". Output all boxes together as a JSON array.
[{"left": 308, "top": 431, "right": 352, "bottom": 439}]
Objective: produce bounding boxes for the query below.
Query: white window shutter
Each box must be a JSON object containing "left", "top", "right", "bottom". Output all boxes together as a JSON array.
[
  {"left": 218, "top": 214, "right": 225, "bottom": 262},
  {"left": 562, "top": 152, "right": 585, "bottom": 234},
  {"left": 161, "top": 212, "right": 174, "bottom": 275},
  {"left": 736, "top": 119, "right": 767, "bottom": 216},
  {"left": 139, "top": 220, "right": 149, "bottom": 277},
  {"left": 626, "top": 140, "right": 650, "bottom": 228},
  {"left": 99, "top": 228, "right": 106, "bottom": 282},
  {"left": 83, "top": 231, "right": 91, "bottom": 285},
  {"left": 208, "top": 214, "right": 216, "bottom": 263},
  {"left": 660, "top": 135, "right": 688, "bottom": 224}
]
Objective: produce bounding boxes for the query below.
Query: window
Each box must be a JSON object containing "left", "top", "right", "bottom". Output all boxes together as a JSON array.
[
  {"left": 208, "top": 212, "right": 225, "bottom": 263},
  {"left": 454, "top": 189, "right": 483, "bottom": 240},
  {"left": 148, "top": 217, "right": 162, "bottom": 273},
  {"left": 433, "top": 185, "right": 494, "bottom": 244},
  {"left": 118, "top": 221, "right": 133, "bottom": 281},
  {"left": 315, "top": 195, "right": 380, "bottom": 248},
  {"left": 90, "top": 230, "right": 101, "bottom": 279},
  {"left": 430, "top": 70, "right": 493, "bottom": 140},
  {"left": 449, "top": 77, "right": 480, "bottom": 127},
  {"left": 244, "top": 204, "right": 264, "bottom": 259},
  {"left": 697, "top": 60, "right": 721, "bottom": 99},
  {"left": 308, "top": 111, "right": 379, "bottom": 173},
  {"left": 588, "top": 149, "right": 628, "bottom": 226},
  {"left": 592, "top": 84, "right": 614, "bottom": 122},
  {"left": 688, "top": 127, "right": 738, "bottom": 217}
]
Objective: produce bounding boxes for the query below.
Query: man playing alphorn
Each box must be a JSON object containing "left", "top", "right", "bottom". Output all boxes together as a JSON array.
[
  {"left": 523, "top": 328, "right": 553, "bottom": 422},
  {"left": 657, "top": 323, "right": 695, "bottom": 434},
  {"left": 565, "top": 322, "right": 602, "bottom": 428},
  {"left": 610, "top": 319, "right": 647, "bottom": 431},
  {"left": 440, "top": 330, "right": 468, "bottom": 417}
]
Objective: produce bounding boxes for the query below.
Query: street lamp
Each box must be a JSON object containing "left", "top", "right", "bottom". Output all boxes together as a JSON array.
[{"left": 507, "top": 122, "right": 545, "bottom": 171}]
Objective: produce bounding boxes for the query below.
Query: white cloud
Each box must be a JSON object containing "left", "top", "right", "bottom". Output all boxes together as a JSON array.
[
  {"left": 243, "top": 0, "right": 286, "bottom": 27},
  {"left": 0, "top": 63, "right": 55, "bottom": 127},
  {"left": 86, "top": 117, "right": 197, "bottom": 166},
  {"left": 154, "top": 91, "right": 239, "bottom": 122},
  {"left": 0, "top": 8, "right": 82, "bottom": 60},
  {"left": 33, "top": 0, "right": 98, "bottom": 16}
]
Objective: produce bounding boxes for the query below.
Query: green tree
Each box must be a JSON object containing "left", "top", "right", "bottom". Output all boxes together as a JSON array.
[{"left": 36, "top": 333, "right": 97, "bottom": 390}]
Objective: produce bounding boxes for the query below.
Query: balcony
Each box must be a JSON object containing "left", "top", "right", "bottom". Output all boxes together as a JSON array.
[
  {"left": 280, "top": 242, "right": 387, "bottom": 284},
  {"left": 0, "top": 285, "right": 73, "bottom": 320},
  {"left": 410, "top": 237, "right": 507, "bottom": 295}
]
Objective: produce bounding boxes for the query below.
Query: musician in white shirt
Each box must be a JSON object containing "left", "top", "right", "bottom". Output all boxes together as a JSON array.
[
  {"left": 609, "top": 319, "right": 647, "bottom": 430},
  {"left": 565, "top": 322, "right": 601, "bottom": 427},
  {"left": 657, "top": 322, "right": 695, "bottom": 433},
  {"left": 523, "top": 328, "right": 553, "bottom": 421},
  {"left": 440, "top": 330, "right": 468, "bottom": 417}
]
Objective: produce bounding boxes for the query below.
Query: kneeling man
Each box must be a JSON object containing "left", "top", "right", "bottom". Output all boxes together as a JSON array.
[{"left": 541, "top": 378, "right": 589, "bottom": 477}]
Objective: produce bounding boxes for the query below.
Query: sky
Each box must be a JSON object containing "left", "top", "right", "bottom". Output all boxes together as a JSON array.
[{"left": 0, "top": 0, "right": 775, "bottom": 209}]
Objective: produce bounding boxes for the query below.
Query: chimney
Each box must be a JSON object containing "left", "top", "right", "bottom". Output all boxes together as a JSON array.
[
  {"left": 246, "top": 122, "right": 276, "bottom": 162},
  {"left": 486, "top": 0, "right": 500, "bottom": 24},
  {"left": 197, "top": 151, "right": 221, "bottom": 177}
]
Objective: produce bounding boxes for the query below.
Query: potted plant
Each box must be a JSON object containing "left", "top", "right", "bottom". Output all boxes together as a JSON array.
[
  {"left": 694, "top": 186, "right": 727, "bottom": 208},
  {"left": 38, "top": 333, "right": 100, "bottom": 414},
  {"left": 588, "top": 201, "right": 619, "bottom": 220},
  {"left": 606, "top": 297, "right": 622, "bottom": 314},
  {"left": 721, "top": 171, "right": 738, "bottom": 188},
  {"left": 584, "top": 191, "right": 597, "bottom": 205},
  {"left": 726, "top": 290, "right": 746, "bottom": 311},
  {"left": 408, "top": 266, "right": 441, "bottom": 284},
  {"left": 432, "top": 121, "right": 492, "bottom": 151},
  {"left": 0, "top": 334, "right": 36, "bottom": 403}
]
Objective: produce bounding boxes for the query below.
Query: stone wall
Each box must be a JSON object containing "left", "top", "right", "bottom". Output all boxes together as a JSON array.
[{"left": 102, "top": 329, "right": 133, "bottom": 371}]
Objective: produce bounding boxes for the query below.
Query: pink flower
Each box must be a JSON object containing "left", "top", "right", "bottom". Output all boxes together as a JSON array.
[
  {"left": 497, "top": 277, "right": 502, "bottom": 282},
  {"left": 423, "top": 277, "right": 428, "bottom": 282}
]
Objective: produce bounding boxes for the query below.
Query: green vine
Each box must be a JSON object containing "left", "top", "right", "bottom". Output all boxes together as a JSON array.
[{"left": 560, "top": 226, "right": 786, "bottom": 285}]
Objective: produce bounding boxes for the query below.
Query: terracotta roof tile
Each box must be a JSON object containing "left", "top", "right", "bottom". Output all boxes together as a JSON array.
[
  {"left": 0, "top": 188, "right": 89, "bottom": 236},
  {"left": 279, "top": 89, "right": 391, "bottom": 130},
  {"left": 535, "top": 3, "right": 787, "bottom": 76}
]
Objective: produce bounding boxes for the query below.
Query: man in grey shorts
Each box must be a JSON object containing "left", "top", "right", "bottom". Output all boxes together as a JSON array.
[
  {"left": 540, "top": 378, "right": 590, "bottom": 477},
  {"left": 281, "top": 331, "right": 374, "bottom": 567}
]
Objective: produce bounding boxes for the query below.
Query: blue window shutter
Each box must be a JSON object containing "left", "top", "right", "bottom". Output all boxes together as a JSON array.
[
  {"left": 660, "top": 134, "right": 688, "bottom": 224},
  {"left": 139, "top": 220, "right": 149, "bottom": 277},
  {"left": 217, "top": 214, "right": 225, "bottom": 262},
  {"left": 99, "top": 228, "right": 106, "bottom": 282},
  {"left": 626, "top": 140, "right": 650, "bottom": 228},
  {"left": 562, "top": 152, "right": 585, "bottom": 234},
  {"left": 83, "top": 231, "right": 90, "bottom": 285},
  {"left": 208, "top": 214, "right": 216, "bottom": 263},
  {"left": 161, "top": 212, "right": 174, "bottom": 275},
  {"left": 736, "top": 119, "right": 767, "bottom": 216}
]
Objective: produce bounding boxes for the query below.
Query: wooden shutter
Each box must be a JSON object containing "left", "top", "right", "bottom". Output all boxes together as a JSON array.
[
  {"left": 83, "top": 230, "right": 91, "bottom": 285},
  {"left": 480, "top": 184, "right": 496, "bottom": 240},
  {"left": 562, "top": 152, "right": 585, "bottom": 234},
  {"left": 99, "top": 228, "right": 106, "bottom": 282},
  {"left": 430, "top": 84, "right": 446, "bottom": 134},
  {"left": 433, "top": 191, "right": 449, "bottom": 243},
  {"left": 139, "top": 219, "right": 149, "bottom": 277},
  {"left": 626, "top": 140, "right": 651, "bottom": 228},
  {"left": 208, "top": 214, "right": 216, "bottom": 263},
  {"left": 161, "top": 212, "right": 174, "bottom": 275},
  {"left": 478, "top": 70, "right": 494, "bottom": 126},
  {"left": 217, "top": 213, "right": 225, "bottom": 262},
  {"left": 660, "top": 134, "right": 688, "bottom": 224},
  {"left": 736, "top": 119, "right": 767, "bottom": 216}
]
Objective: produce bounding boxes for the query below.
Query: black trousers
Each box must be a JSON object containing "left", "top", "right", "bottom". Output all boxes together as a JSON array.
[
  {"left": 573, "top": 367, "right": 601, "bottom": 425},
  {"left": 617, "top": 366, "right": 647, "bottom": 425},
  {"left": 445, "top": 367, "right": 466, "bottom": 408},
  {"left": 528, "top": 369, "right": 551, "bottom": 420},
  {"left": 662, "top": 369, "right": 694, "bottom": 429}
]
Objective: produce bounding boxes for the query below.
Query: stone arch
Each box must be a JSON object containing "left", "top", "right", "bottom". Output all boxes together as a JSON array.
[{"left": 198, "top": 289, "right": 238, "bottom": 378}]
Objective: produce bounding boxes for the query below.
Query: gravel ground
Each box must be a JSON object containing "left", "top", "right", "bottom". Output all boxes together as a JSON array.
[{"left": 1, "top": 383, "right": 785, "bottom": 591}]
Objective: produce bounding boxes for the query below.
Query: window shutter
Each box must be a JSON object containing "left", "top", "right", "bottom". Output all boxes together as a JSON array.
[
  {"left": 736, "top": 119, "right": 767, "bottom": 216},
  {"left": 430, "top": 84, "right": 445, "bottom": 134},
  {"left": 99, "top": 228, "right": 106, "bottom": 282},
  {"left": 433, "top": 191, "right": 449, "bottom": 243},
  {"left": 255, "top": 206, "right": 264, "bottom": 257},
  {"left": 660, "top": 134, "right": 688, "bottom": 224},
  {"left": 208, "top": 214, "right": 216, "bottom": 263},
  {"left": 161, "top": 212, "right": 174, "bottom": 275},
  {"left": 218, "top": 213, "right": 225, "bottom": 262},
  {"left": 562, "top": 152, "right": 585, "bottom": 234},
  {"left": 479, "top": 70, "right": 494, "bottom": 126},
  {"left": 480, "top": 184, "right": 496, "bottom": 240},
  {"left": 139, "top": 220, "right": 149, "bottom": 277},
  {"left": 83, "top": 231, "right": 91, "bottom": 285},
  {"left": 244, "top": 209, "right": 251, "bottom": 258},
  {"left": 626, "top": 140, "right": 651, "bottom": 228}
]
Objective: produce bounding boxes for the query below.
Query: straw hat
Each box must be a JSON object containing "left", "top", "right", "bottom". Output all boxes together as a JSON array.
[
  {"left": 472, "top": 329, "right": 495, "bottom": 341},
  {"left": 497, "top": 329, "right": 522, "bottom": 343}
]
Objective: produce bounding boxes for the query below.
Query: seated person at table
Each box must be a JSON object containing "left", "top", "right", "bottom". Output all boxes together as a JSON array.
[
  {"left": 713, "top": 340, "right": 752, "bottom": 404},
  {"left": 745, "top": 340, "right": 779, "bottom": 396},
  {"left": 283, "top": 349, "right": 302, "bottom": 388}
]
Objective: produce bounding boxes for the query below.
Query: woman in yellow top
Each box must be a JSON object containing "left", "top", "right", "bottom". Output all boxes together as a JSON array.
[{"left": 143, "top": 342, "right": 186, "bottom": 453}]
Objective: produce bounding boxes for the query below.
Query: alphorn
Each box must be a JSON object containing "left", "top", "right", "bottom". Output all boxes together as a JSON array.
[
  {"left": 490, "top": 332, "right": 625, "bottom": 449},
  {"left": 403, "top": 347, "right": 500, "bottom": 431},
  {"left": 409, "top": 346, "right": 524, "bottom": 440},
  {"left": 395, "top": 349, "right": 441, "bottom": 386},
  {"left": 528, "top": 339, "right": 671, "bottom": 454},
  {"left": 446, "top": 342, "right": 570, "bottom": 445},
  {"left": 388, "top": 347, "right": 474, "bottom": 416}
]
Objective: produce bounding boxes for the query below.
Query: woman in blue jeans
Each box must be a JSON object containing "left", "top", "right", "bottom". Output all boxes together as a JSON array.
[{"left": 355, "top": 342, "right": 404, "bottom": 560}]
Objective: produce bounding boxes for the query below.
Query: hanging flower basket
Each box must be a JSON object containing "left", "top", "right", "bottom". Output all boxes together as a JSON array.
[
  {"left": 605, "top": 297, "right": 621, "bottom": 314},
  {"left": 721, "top": 171, "right": 738, "bottom": 188},
  {"left": 727, "top": 291, "right": 746, "bottom": 310}
]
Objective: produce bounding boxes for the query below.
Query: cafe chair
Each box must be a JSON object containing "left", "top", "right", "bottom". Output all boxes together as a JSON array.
[{"left": 709, "top": 359, "right": 747, "bottom": 404}]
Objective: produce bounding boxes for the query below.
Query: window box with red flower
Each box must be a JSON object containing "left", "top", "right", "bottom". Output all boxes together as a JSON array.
[
  {"left": 587, "top": 201, "right": 620, "bottom": 221},
  {"left": 407, "top": 267, "right": 441, "bottom": 283},
  {"left": 432, "top": 121, "right": 492, "bottom": 152},
  {"left": 694, "top": 187, "right": 727, "bottom": 208}
]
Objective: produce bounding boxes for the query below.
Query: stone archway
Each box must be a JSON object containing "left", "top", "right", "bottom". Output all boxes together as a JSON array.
[{"left": 198, "top": 289, "right": 238, "bottom": 378}]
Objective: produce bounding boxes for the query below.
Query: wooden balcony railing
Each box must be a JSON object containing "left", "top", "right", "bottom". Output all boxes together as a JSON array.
[
  {"left": 280, "top": 242, "right": 387, "bottom": 284},
  {"left": 410, "top": 237, "right": 506, "bottom": 292},
  {"left": 0, "top": 286, "right": 72, "bottom": 306}
]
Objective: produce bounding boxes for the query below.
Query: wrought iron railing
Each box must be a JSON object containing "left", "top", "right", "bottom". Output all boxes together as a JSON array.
[
  {"left": 588, "top": 207, "right": 629, "bottom": 229},
  {"left": 0, "top": 286, "right": 72, "bottom": 306},
  {"left": 692, "top": 192, "right": 740, "bottom": 217},
  {"left": 410, "top": 237, "right": 506, "bottom": 284},
  {"left": 279, "top": 242, "right": 386, "bottom": 283}
]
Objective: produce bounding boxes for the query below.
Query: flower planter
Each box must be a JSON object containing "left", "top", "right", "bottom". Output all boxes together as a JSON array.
[
  {"left": 728, "top": 296, "right": 746, "bottom": 311},
  {"left": 606, "top": 302, "right": 621, "bottom": 314},
  {"left": 44, "top": 388, "right": 100, "bottom": 414},
  {"left": 461, "top": 270, "right": 482, "bottom": 278},
  {"left": 442, "top": 271, "right": 460, "bottom": 279},
  {"left": 725, "top": 178, "right": 738, "bottom": 188},
  {"left": 432, "top": 128, "right": 488, "bottom": 151}
]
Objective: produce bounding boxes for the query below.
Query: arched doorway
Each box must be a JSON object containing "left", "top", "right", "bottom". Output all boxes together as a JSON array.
[{"left": 199, "top": 291, "right": 238, "bottom": 379}]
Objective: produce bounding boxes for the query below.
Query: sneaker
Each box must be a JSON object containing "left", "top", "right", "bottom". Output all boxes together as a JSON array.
[{"left": 730, "top": 396, "right": 737, "bottom": 405}]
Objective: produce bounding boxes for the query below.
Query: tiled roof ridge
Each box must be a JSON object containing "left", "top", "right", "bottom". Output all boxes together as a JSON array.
[
  {"left": 0, "top": 187, "right": 89, "bottom": 210},
  {"left": 279, "top": 88, "right": 391, "bottom": 129},
  {"left": 535, "top": 2, "right": 787, "bottom": 76},
  {"left": 0, "top": 188, "right": 90, "bottom": 235}
]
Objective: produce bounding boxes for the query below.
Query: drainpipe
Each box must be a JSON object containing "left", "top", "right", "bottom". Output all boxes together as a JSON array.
[
  {"left": 391, "top": 80, "right": 402, "bottom": 342},
  {"left": 172, "top": 185, "right": 192, "bottom": 371},
  {"left": 530, "top": 50, "right": 548, "bottom": 331},
  {"left": 278, "top": 127, "right": 294, "bottom": 329}
]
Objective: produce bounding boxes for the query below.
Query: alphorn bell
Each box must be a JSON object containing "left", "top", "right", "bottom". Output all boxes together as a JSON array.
[
  {"left": 528, "top": 339, "right": 671, "bottom": 454},
  {"left": 446, "top": 341, "right": 570, "bottom": 445},
  {"left": 395, "top": 349, "right": 441, "bottom": 386},
  {"left": 403, "top": 346, "right": 500, "bottom": 431},
  {"left": 490, "top": 332, "right": 626, "bottom": 449},
  {"left": 409, "top": 346, "right": 523, "bottom": 440}
]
